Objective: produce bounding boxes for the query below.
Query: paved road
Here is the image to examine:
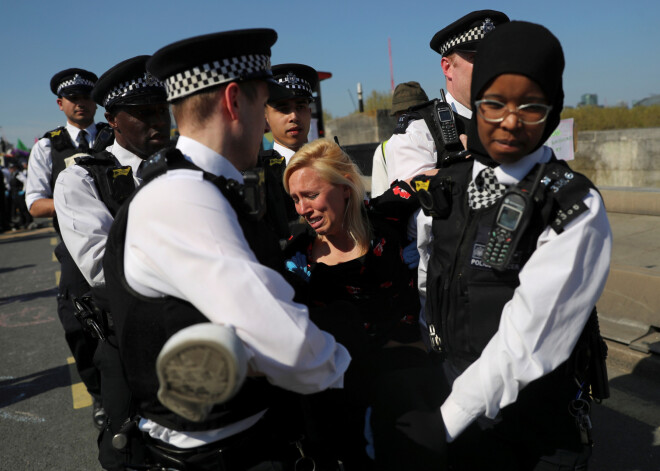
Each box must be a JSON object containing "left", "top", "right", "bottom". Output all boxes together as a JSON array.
[
  {"left": 0, "top": 225, "right": 658, "bottom": 470},
  {"left": 0, "top": 226, "right": 100, "bottom": 470}
]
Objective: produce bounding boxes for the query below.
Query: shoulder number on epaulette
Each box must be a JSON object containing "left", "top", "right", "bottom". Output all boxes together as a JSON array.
[
  {"left": 393, "top": 112, "right": 422, "bottom": 134},
  {"left": 540, "top": 167, "right": 592, "bottom": 233}
]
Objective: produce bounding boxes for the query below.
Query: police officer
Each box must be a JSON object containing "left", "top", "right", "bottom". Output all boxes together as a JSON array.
[
  {"left": 260, "top": 63, "right": 318, "bottom": 241},
  {"left": 53, "top": 55, "right": 170, "bottom": 471},
  {"left": 101, "top": 29, "right": 350, "bottom": 470},
  {"left": 26, "top": 68, "right": 108, "bottom": 427},
  {"left": 418, "top": 21, "right": 611, "bottom": 470},
  {"left": 385, "top": 10, "right": 509, "bottom": 183},
  {"left": 384, "top": 11, "right": 509, "bottom": 321}
]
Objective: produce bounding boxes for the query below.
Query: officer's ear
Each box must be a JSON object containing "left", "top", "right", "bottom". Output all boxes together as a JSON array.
[
  {"left": 105, "top": 111, "right": 117, "bottom": 128},
  {"left": 440, "top": 56, "right": 453, "bottom": 79},
  {"left": 57, "top": 97, "right": 64, "bottom": 110},
  {"left": 223, "top": 82, "right": 241, "bottom": 122}
]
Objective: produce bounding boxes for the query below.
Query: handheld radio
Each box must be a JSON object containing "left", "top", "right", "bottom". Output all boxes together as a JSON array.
[
  {"left": 482, "top": 164, "right": 546, "bottom": 271},
  {"left": 434, "top": 90, "right": 462, "bottom": 149}
]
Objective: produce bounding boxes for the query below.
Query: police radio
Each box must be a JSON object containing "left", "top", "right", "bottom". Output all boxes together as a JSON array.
[
  {"left": 434, "top": 90, "right": 462, "bottom": 150},
  {"left": 482, "top": 164, "right": 546, "bottom": 271}
]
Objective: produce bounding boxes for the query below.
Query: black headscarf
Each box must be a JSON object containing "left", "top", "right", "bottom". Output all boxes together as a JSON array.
[{"left": 466, "top": 21, "right": 565, "bottom": 167}]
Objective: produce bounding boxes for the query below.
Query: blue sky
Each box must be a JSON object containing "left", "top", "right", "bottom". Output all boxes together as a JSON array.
[{"left": 1, "top": 0, "right": 658, "bottom": 146}]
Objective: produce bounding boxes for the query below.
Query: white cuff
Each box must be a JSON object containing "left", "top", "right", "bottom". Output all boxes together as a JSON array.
[{"left": 440, "top": 395, "right": 478, "bottom": 442}]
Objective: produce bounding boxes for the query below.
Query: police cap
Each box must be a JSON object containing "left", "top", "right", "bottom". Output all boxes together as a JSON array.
[
  {"left": 147, "top": 29, "right": 278, "bottom": 103},
  {"left": 50, "top": 68, "right": 98, "bottom": 97},
  {"left": 268, "top": 63, "right": 318, "bottom": 103},
  {"left": 430, "top": 10, "right": 509, "bottom": 57},
  {"left": 92, "top": 56, "right": 167, "bottom": 110}
]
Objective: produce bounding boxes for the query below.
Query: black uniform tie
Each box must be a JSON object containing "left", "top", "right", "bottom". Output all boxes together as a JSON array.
[
  {"left": 79, "top": 130, "right": 89, "bottom": 151},
  {"left": 468, "top": 167, "right": 506, "bottom": 210}
]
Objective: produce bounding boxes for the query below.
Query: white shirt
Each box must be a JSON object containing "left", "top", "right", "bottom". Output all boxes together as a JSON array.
[
  {"left": 384, "top": 91, "right": 470, "bottom": 185},
  {"left": 124, "top": 136, "right": 350, "bottom": 446},
  {"left": 26, "top": 122, "right": 98, "bottom": 210},
  {"left": 273, "top": 141, "right": 295, "bottom": 164},
  {"left": 370, "top": 141, "right": 389, "bottom": 198},
  {"left": 416, "top": 146, "right": 612, "bottom": 440},
  {"left": 53, "top": 141, "right": 143, "bottom": 287}
]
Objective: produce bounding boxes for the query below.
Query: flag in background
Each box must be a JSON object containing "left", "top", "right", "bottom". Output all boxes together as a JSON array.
[{"left": 16, "top": 139, "right": 28, "bottom": 151}]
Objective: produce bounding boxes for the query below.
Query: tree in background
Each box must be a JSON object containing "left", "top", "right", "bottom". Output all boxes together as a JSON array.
[
  {"left": 562, "top": 105, "right": 660, "bottom": 131},
  {"left": 364, "top": 90, "right": 393, "bottom": 116}
]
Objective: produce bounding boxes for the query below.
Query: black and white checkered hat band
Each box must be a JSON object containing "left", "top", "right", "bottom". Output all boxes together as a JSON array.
[
  {"left": 277, "top": 76, "right": 312, "bottom": 95},
  {"left": 440, "top": 24, "right": 489, "bottom": 55},
  {"left": 103, "top": 73, "right": 165, "bottom": 107},
  {"left": 57, "top": 74, "right": 95, "bottom": 94},
  {"left": 164, "top": 54, "right": 271, "bottom": 101}
]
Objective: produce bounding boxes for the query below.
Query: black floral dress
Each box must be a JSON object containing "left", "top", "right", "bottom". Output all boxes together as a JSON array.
[{"left": 283, "top": 213, "right": 421, "bottom": 353}]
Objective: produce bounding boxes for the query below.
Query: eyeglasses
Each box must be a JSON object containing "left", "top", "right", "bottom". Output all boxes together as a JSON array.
[{"left": 475, "top": 99, "right": 552, "bottom": 125}]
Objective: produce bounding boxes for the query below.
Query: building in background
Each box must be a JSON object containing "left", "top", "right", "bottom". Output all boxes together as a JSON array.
[{"left": 579, "top": 93, "right": 599, "bottom": 107}]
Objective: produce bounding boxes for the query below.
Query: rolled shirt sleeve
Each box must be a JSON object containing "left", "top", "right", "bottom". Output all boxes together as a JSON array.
[{"left": 26, "top": 139, "right": 54, "bottom": 209}]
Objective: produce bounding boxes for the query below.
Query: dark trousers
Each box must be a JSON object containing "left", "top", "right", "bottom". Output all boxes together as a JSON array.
[
  {"left": 369, "top": 347, "right": 449, "bottom": 471},
  {"left": 54, "top": 241, "right": 101, "bottom": 400},
  {"left": 448, "top": 423, "right": 591, "bottom": 471},
  {"left": 442, "top": 358, "right": 591, "bottom": 471},
  {"left": 10, "top": 193, "right": 32, "bottom": 228},
  {"left": 95, "top": 333, "right": 148, "bottom": 471}
]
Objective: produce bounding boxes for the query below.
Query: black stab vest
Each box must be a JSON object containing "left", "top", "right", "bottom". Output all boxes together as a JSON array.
[
  {"left": 103, "top": 147, "right": 283, "bottom": 432},
  {"left": 424, "top": 155, "right": 595, "bottom": 368},
  {"left": 74, "top": 151, "right": 137, "bottom": 218},
  {"left": 393, "top": 99, "right": 470, "bottom": 168},
  {"left": 257, "top": 148, "right": 300, "bottom": 241},
  {"left": 44, "top": 123, "right": 110, "bottom": 191},
  {"left": 44, "top": 123, "right": 110, "bottom": 235}
]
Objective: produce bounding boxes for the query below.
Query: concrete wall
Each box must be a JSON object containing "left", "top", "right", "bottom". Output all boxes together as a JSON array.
[
  {"left": 326, "top": 110, "right": 397, "bottom": 146},
  {"left": 571, "top": 128, "right": 660, "bottom": 188}
]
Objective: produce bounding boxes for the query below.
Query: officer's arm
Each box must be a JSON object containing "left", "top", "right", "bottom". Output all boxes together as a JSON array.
[
  {"left": 440, "top": 189, "right": 612, "bottom": 440},
  {"left": 26, "top": 140, "right": 55, "bottom": 218},
  {"left": 54, "top": 166, "right": 114, "bottom": 287},
  {"left": 124, "top": 176, "right": 351, "bottom": 394}
]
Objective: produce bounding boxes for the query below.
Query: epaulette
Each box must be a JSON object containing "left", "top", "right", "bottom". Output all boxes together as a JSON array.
[
  {"left": 43, "top": 126, "right": 66, "bottom": 140},
  {"left": 393, "top": 111, "right": 423, "bottom": 134},
  {"left": 539, "top": 162, "right": 595, "bottom": 233},
  {"left": 516, "top": 158, "right": 595, "bottom": 234},
  {"left": 258, "top": 148, "right": 285, "bottom": 167}
]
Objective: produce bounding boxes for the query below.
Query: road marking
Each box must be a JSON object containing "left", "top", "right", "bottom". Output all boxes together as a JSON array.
[
  {"left": 50, "top": 237, "right": 58, "bottom": 246},
  {"left": 55, "top": 270, "right": 60, "bottom": 286},
  {"left": 0, "top": 410, "right": 46, "bottom": 424},
  {"left": 52, "top": 252, "right": 57, "bottom": 262},
  {"left": 67, "top": 357, "right": 92, "bottom": 409}
]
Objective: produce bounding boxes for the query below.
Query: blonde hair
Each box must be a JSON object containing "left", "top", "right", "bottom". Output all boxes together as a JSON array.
[{"left": 284, "top": 138, "right": 370, "bottom": 250}]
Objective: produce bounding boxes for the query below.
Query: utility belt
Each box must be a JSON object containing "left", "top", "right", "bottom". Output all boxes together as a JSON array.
[
  {"left": 120, "top": 415, "right": 308, "bottom": 471},
  {"left": 72, "top": 294, "right": 114, "bottom": 341}
]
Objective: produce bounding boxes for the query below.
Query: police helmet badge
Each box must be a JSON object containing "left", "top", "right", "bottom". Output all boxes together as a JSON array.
[{"left": 482, "top": 18, "right": 495, "bottom": 34}]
